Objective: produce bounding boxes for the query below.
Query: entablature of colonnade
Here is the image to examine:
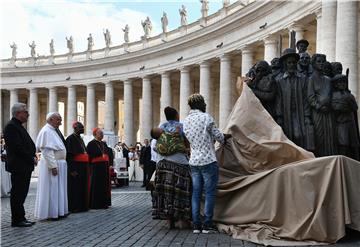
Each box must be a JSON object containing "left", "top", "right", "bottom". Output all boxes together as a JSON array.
[{"left": 0, "top": 0, "right": 321, "bottom": 89}]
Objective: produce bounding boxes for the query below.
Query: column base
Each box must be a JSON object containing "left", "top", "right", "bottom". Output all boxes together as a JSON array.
[
  {"left": 67, "top": 54, "right": 73, "bottom": 63},
  {"left": 48, "top": 56, "right": 55, "bottom": 65},
  {"left": 142, "top": 38, "right": 149, "bottom": 48},
  {"left": 200, "top": 18, "right": 207, "bottom": 27},
  {"left": 180, "top": 26, "right": 187, "bottom": 35},
  {"left": 105, "top": 48, "right": 110, "bottom": 57},
  {"left": 86, "top": 51, "right": 92, "bottom": 60},
  {"left": 161, "top": 33, "right": 168, "bottom": 42},
  {"left": 124, "top": 43, "right": 130, "bottom": 53}
]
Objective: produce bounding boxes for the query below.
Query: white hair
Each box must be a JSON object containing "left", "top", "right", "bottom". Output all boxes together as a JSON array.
[
  {"left": 11, "top": 102, "right": 26, "bottom": 117},
  {"left": 46, "top": 112, "right": 61, "bottom": 122}
]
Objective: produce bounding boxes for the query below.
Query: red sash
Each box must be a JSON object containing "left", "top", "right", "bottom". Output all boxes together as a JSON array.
[
  {"left": 91, "top": 154, "right": 109, "bottom": 163},
  {"left": 73, "top": 153, "right": 89, "bottom": 162}
]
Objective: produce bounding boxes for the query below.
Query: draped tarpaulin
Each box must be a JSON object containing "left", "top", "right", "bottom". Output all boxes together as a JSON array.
[{"left": 214, "top": 79, "right": 360, "bottom": 246}]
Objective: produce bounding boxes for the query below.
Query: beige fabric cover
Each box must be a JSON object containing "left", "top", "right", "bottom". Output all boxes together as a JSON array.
[{"left": 214, "top": 80, "right": 360, "bottom": 246}]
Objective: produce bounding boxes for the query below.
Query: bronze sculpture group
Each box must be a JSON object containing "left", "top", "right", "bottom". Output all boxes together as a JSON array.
[{"left": 246, "top": 39, "right": 360, "bottom": 161}]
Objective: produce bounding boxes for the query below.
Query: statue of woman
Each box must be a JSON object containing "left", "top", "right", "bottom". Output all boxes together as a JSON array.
[
  {"left": 307, "top": 54, "right": 337, "bottom": 156},
  {"left": 179, "top": 5, "right": 187, "bottom": 26},
  {"left": 331, "top": 74, "right": 360, "bottom": 160},
  {"left": 122, "top": 25, "right": 129, "bottom": 43},
  {"left": 161, "top": 12, "right": 168, "bottom": 33}
]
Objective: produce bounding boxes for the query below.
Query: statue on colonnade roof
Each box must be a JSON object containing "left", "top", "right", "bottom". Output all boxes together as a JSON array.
[
  {"left": 87, "top": 33, "right": 94, "bottom": 51},
  {"left": 28, "top": 41, "right": 36, "bottom": 58},
  {"left": 49, "top": 39, "right": 55, "bottom": 56},
  {"left": 161, "top": 12, "right": 168, "bottom": 33},
  {"left": 10, "top": 42, "right": 17, "bottom": 60},
  {"left": 141, "top": 17, "right": 152, "bottom": 38},
  {"left": 66, "top": 36, "right": 74, "bottom": 54},
  {"left": 123, "top": 25, "right": 129, "bottom": 43},
  {"left": 179, "top": 5, "right": 187, "bottom": 26},
  {"left": 103, "top": 29, "right": 111, "bottom": 48},
  {"left": 200, "top": 0, "right": 209, "bottom": 18}
]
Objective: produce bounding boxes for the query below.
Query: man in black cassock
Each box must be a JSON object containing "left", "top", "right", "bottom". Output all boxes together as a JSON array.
[
  {"left": 121, "top": 142, "right": 130, "bottom": 186},
  {"left": 139, "top": 139, "right": 151, "bottom": 188},
  {"left": 65, "top": 122, "right": 89, "bottom": 213},
  {"left": 87, "top": 128, "right": 111, "bottom": 209}
]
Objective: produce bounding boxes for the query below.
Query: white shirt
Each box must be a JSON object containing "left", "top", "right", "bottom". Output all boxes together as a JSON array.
[{"left": 183, "top": 109, "right": 224, "bottom": 166}]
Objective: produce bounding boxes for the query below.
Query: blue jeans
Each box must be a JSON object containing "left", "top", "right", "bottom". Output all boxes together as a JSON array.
[{"left": 190, "top": 162, "right": 219, "bottom": 226}]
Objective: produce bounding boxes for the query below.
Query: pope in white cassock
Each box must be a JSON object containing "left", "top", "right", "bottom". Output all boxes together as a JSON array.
[{"left": 34, "top": 112, "right": 68, "bottom": 220}]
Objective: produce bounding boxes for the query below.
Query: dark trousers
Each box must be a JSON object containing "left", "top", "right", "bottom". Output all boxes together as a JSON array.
[
  {"left": 144, "top": 161, "right": 156, "bottom": 187},
  {"left": 142, "top": 166, "right": 147, "bottom": 186},
  {"left": 10, "top": 171, "right": 32, "bottom": 223}
]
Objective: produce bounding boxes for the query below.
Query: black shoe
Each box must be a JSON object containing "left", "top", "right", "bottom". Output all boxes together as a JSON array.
[
  {"left": 202, "top": 223, "right": 218, "bottom": 234},
  {"left": 192, "top": 224, "right": 202, "bottom": 234},
  {"left": 141, "top": 185, "right": 146, "bottom": 187},
  {"left": 11, "top": 221, "right": 32, "bottom": 227},
  {"left": 25, "top": 220, "right": 36, "bottom": 225}
]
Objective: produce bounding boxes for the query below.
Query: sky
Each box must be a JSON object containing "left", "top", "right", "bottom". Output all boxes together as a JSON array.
[{"left": 0, "top": 0, "right": 236, "bottom": 59}]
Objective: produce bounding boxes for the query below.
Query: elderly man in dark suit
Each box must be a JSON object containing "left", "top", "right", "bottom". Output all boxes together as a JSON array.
[{"left": 3, "top": 103, "right": 37, "bottom": 227}]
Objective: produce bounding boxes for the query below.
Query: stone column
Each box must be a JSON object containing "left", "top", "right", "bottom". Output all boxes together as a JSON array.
[
  {"left": 336, "top": 0, "right": 358, "bottom": 97},
  {"left": 321, "top": 0, "right": 337, "bottom": 61},
  {"left": 315, "top": 10, "right": 323, "bottom": 53},
  {"left": 219, "top": 54, "right": 232, "bottom": 130},
  {"left": 179, "top": 67, "right": 191, "bottom": 120},
  {"left": 104, "top": 81, "right": 115, "bottom": 133},
  {"left": 67, "top": 85, "right": 77, "bottom": 136},
  {"left": 124, "top": 79, "right": 134, "bottom": 145},
  {"left": 141, "top": 77, "right": 152, "bottom": 140},
  {"left": 9, "top": 89, "right": 18, "bottom": 116},
  {"left": 241, "top": 47, "right": 254, "bottom": 77},
  {"left": 160, "top": 72, "right": 172, "bottom": 123},
  {"left": 28, "top": 88, "right": 38, "bottom": 141},
  {"left": 199, "top": 61, "right": 212, "bottom": 116},
  {"left": 48, "top": 87, "right": 58, "bottom": 113},
  {"left": 264, "top": 36, "right": 278, "bottom": 64},
  {"left": 290, "top": 24, "right": 305, "bottom": 42},
  {"left": 86, "top": 84, "right": 96, "bottom": 135}
]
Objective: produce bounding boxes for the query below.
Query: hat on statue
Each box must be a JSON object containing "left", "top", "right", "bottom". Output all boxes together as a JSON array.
[
  {"left": 279, "top": 48, "right": 300, "bottom": 64},
  {"left": 296, "top": 39, "right": 309, "bottom": 48}
]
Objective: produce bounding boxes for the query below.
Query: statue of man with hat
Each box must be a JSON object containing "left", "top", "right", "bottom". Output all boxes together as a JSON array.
[
  {"left": 296, "top": 39, "right": 309, "bottom": 54},
  {"left": 275, "top": 48, "right": 314, "bottom": 151}
]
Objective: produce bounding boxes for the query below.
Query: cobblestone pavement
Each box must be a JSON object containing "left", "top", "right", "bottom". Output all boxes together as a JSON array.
[{"left": 1, "top": 180, "right": 360, "bottom": 247}]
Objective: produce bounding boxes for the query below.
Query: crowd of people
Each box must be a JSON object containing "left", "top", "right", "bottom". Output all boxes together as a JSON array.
[
  {"left": 2, "top": 105, "right": 117, "bottom": 226},
  {"left": 3, "top": 39, "right": 357, "bottom": 238},
  {"left": 2, "top": 93, "right": 230, "bottom": 235}
]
